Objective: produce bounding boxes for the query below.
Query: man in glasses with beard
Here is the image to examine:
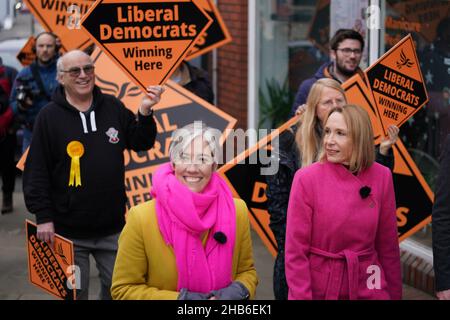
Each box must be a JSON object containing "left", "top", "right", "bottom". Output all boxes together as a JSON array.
[
  {"left": 290, "top": 29, "right": 365, "bottom": 117},
  {"left": 23, "top": 50, "right": 165, "bottom": 300}
]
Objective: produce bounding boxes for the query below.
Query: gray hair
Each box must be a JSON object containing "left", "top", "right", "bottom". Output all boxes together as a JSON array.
[{"left": 169, "top": 121, "right": 222, "bottom": 166}]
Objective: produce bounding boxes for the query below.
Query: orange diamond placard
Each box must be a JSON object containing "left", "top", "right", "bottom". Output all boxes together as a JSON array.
[
  {"left": 26, "top": 220, "right": 76, "bottom": 300},
  {"left": 24, "top": 0, "right": 96, "bottom": 51},
  {"left": 185, "top": 0, "right": 232, "bottom": 60},
  {"left": 81, "top": 0, "right": 213, "bottom": 87},
  {"left": 342, "top": 74, "right": 384, "bottom": 145},
  {"left": 365, "top": 34, "right": 429, "bottom": 134},
  {"left": 16, "top": 36, "right": 36, "bottom": 67}
]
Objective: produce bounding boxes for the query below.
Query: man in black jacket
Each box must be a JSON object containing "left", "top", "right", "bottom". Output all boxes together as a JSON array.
[
  {"left": 432, "top": 134, "right": 450, "bottom": 300},
  {"left": 23, "top": 50, "right": 164, "bottom": 300}
]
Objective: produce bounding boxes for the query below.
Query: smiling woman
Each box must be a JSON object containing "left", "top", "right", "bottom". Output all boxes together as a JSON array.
[
  {"left": 285, "top": 104, "right": 402, "bottom": 300},
  {"left": 111, "top": 122, "right": 258, "bottom": 300},
  {"left": 170, "top": 124, "right": 218, "bottom": 193},
  {"left": 319, "top": 105, "right": 375, "bottom": 173}
]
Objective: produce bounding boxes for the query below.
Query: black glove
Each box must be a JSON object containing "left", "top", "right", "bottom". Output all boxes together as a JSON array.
[
  {"left": 210, "top": 281, "right": 250, "bottom": 300},
  {"left": 178, "top": 288, "right": 211, "bottom": 300}
]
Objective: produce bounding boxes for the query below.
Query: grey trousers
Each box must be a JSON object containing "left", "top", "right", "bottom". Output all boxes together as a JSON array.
[{"left": 70, "top": 232, "right": 120, "bottom": 300}]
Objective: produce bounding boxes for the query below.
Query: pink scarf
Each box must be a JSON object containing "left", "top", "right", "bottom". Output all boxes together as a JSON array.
[{"left": 151, "top": 163, "right": 236, "bottom": 293}]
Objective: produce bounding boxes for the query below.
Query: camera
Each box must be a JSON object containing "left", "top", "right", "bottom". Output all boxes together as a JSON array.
[{"left": 15, "top": 76, "right": 39, "bottom": 112}]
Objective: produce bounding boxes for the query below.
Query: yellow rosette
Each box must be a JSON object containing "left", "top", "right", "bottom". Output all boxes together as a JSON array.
[{"left": 67, "top": 141, "right": 84, "bottom": 187}]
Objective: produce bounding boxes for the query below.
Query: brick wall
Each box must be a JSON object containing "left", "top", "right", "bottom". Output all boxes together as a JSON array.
[
  {"left": 217, "top": 1, "right": 248, "bottom": 129},
  {"left": 401, "top": 249, "right": 435, "bottom": 296}
]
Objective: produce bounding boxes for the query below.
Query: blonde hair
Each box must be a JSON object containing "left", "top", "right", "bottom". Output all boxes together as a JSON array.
[
  {"left": 318, "top": 104, "right": 375, "bottom": 173},
  {"left": 295, "top": 78, "right": 346, "bottom": 167}
]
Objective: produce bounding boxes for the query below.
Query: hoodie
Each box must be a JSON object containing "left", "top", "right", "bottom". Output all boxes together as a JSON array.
[{"left": 23, "top": 85, "right": 157, "bottom": 239}]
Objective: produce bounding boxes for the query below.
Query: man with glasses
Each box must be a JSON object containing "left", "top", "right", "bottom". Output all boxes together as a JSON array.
[
  {"left": 290, "top": 29, "right": 365, "bottom": 117},
  {"left": 23, "top": 50, "right": 164, "bottom": 300}
]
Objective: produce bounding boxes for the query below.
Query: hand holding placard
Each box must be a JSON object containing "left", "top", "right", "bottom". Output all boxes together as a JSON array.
[
  {"left": 379, "top": 125, "right": 399, "bottom": 156},
  {"left": 139, "top": 85, "right": 166, "bottom": 116}
]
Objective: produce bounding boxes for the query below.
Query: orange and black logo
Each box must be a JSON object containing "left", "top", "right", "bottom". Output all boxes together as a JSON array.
[
  {"left": 365, "top": 34, "right": 429, "bottom": 134},
  {"left": 26, "top": 220, "right": 76, "bottom": 300},
  {"left": 81, "top": 0, "right": 213, "bottom": 86},
  {"left": 186, "top": 0, "right": 232, "bottom": 60}
]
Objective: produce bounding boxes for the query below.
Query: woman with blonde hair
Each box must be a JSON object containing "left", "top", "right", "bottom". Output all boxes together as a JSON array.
[
  {"left": 266, "top": 78, "right": 398, "bottom": 300},
  {"left": 297, "top": 78, "right": 346, "bottom": 167},
  {"left": 285, "top": 105, "right": 402, "bottom": 300}
]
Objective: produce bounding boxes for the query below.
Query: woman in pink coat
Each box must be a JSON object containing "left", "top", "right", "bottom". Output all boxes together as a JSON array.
[{"left": 285, "top": 104, "right": 402, "bottom": 300}]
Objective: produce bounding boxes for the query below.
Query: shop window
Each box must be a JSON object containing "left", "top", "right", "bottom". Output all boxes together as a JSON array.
[{"left": 258, "top": 0, "right": 330, "bottom": 128}]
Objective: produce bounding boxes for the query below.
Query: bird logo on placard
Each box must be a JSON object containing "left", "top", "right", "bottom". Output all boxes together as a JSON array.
[
  {"left": 396, "top": 50, "right": 414, "bottom": 69},
  {"left": 96, "top": 75, "right": 141, "bottom": 100},
  {"left": 55, "top": 242, "right": 70, "bottom": 266}
]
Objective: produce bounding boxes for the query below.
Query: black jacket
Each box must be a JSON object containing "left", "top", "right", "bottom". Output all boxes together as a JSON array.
[
  {"left": 183, "top": 62, "right": 214, "bottom": 104},
  {"left": 265, "top": 128, "right": 299, "bottom": 300},
  {"left": 23, "top": 85, "right": 157, "bottom": 239},
  {"left": 432, "top": 134, "right": 450, "bottom": 292}
]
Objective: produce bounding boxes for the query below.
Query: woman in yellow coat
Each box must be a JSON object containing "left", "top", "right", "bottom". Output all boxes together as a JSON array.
[{"left": 111, "top": 122, "right": 258, "bottom": 300}]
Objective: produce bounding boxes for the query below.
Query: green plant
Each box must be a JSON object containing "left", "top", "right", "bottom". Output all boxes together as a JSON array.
[{"left": 259, "top": 78, "right": 294, "bottom": 129}]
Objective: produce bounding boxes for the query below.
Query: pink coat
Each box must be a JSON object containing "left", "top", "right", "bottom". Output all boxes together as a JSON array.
[{"left": 285, "top": 161, "right": 402, "bottom": 300}]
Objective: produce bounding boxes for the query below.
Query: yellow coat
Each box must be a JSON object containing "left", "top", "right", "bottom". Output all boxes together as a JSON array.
[{"left": 111, "top": 198, "right": 258, "bottom": 300}]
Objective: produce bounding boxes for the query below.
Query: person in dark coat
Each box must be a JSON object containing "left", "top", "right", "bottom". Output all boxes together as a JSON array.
[
  {"left": 432, "top": 134, "right": 450, "bottom": 300},
  {"left": 10, "top": 32, "right": 59, "bottom": 152},
  {"left": 170, "top": 61, "right": 214, "bottom": 104}
]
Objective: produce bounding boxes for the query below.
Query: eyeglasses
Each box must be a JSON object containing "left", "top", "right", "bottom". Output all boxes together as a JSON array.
[
  {"left": 319, "top": 98, "right": 346, "bottom": 108},
  {"left": 60, "top": 65, "right": 95, "bottom": 77},
  {"left": 336, "top": 48, "right": 362, "bottom": 56}
]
